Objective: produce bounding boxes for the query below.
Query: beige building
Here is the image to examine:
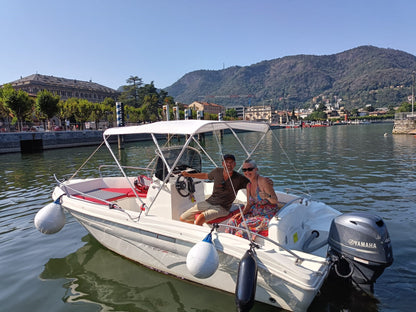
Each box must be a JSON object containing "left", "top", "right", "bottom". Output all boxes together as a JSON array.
[
  {"left": 188, "top": 101, "right": 225, "bottom": 116},
  {"left": 244, "top": 105, "right": 273, "bottom": 122},
  {"left": 5, "top": 74, "right": 119, "bottom": 102}
]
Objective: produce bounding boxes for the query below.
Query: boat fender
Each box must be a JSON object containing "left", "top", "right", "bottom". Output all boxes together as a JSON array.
[
  {"left": 34, "top": 198, "right": 65, "bottom": 234},
  {"left": 186, "top": 233, "right": 219, "bottom": 279},
  {"left": 235, "top": 248, "right": 258, "bottom": 312}
]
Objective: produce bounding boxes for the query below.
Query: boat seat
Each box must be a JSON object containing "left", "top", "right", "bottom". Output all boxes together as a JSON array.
[
  {"left": 73, "top": 187, "right": 147, "bottom": 205},
  {"left": 194, "top": 202, "right": 273, "bottom": 237},
  {"left": 206, "top": 209, "right": 240, "bottom": 224},
  {"left": 195, "top": 204, "right": 243, "bottom": 224}
]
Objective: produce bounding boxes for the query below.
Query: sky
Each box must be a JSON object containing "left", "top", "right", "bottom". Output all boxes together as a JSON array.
[{"left": 1, "top": 0, "right": 416, "bottom": 91}]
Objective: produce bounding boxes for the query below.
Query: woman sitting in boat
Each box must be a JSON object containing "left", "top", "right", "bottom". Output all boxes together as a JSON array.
[{"left": 225, "top": 159, "right": 279, "bottom": 240}]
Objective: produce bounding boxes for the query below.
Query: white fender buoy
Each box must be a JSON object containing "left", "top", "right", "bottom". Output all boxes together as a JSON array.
[
  {"left": 34, "top": 199, "right": 65, "bottom": 234},
  {"left": 186, "top": 233, "right": 219, "bottom": 279}
]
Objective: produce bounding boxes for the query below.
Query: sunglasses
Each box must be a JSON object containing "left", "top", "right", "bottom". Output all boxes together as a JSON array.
[{"left": 242, "top": 167, "right": 255, "bottom": 172}]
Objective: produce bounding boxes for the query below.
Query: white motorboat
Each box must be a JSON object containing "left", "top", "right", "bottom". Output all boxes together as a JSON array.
[{"left": 35, "top": 120, "right": 393, "bottom": 311}]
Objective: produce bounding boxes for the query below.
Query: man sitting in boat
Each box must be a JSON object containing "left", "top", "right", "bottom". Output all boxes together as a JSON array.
[
  {"left": 225, "top": 159, "right": 279, "bottom": 240},
  {"left": 179, "top": 154, "right": 249, "bottom": 226}
]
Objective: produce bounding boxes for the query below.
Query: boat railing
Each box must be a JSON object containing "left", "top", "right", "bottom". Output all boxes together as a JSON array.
[
  {"left": 215, "top": 224, "right": 327, "bottom": 268},
  {"left": 275, "top": 189, "right": 311, "bottom": 216},
  {"left": 54, "top": 175, "right": 116, "bottom": 206},
  {"left": 98, "top": 165, "right": 154, "bottom": 178}
]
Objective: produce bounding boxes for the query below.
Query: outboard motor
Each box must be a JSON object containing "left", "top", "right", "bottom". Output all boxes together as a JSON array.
[{"left": 327, "top": 212, "right": 393, "bottom": 293}]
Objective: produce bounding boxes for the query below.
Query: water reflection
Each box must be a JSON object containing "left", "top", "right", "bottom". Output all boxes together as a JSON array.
[
  {"left": 40, "top": 233, "right": 386, "bottom": 312},
  {"left": 41, "top": 235, "right": 240, "bottom": 312}
]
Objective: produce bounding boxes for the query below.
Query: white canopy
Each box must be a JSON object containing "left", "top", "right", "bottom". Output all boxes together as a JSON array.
[{"left": 103, "top": 120, "right": 270, "bottom": 137}]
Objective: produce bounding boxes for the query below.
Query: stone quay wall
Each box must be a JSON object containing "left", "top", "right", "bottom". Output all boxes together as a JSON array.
[
  {"left": 392, "top": 113, "right": 416, "bottom": 134},
  {"left": 0, "top": 130, "right": 153, "bottom": 154}
]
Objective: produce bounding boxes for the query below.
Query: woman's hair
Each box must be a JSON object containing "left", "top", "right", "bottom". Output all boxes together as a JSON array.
[{"left": 244, "top": 159, "right": 257, "bottom": 169}]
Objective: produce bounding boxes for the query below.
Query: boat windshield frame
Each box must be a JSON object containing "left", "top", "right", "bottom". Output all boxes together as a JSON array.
[{"left": 101, "top": 120, "right": 271, "bottom": 211}]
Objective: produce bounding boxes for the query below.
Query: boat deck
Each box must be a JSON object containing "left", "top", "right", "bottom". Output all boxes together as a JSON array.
[{"left": 73, "top": 187, "right": 148, "bottom": 205}]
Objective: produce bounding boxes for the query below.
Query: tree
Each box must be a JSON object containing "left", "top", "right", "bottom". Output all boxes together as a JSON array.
[
  {"left": 73, "top": 99, "right": 95, "bottom": 129},
  {"left": 225, "top": 108, "right": 237, "bottom": 119},
  {"left": 350, "top": 108, "right": 359, "bottom": 117},
  {"left": 365, "top": 105, "right": 375, "bottom": 112},
  {"left": 35, "top": 90, "right": 60, "bottom": 130},
  {"left": 124, "top": 105, "right": 142, "bottom": 123},
  {"left": 291, "top": 108, "right": 297, "bottom": 121},
  {"left": 2, "top": 84, "right": 33, "bottom": 131},
  {"left": 142, "top": 94, "right": 160, "bottom": 122},
  {"left": 396, "top": 101, "right": 412, "bottom": 112},
  {"left": 58, "top": 98, "right": 77, "bottom": 129},
  {"left": 307, "top": 110, "right": 327, "bottom": 120},
  {"left": 119, "top": 76, "right": 143, "bottom": 107},
  {"left": 0, "top": 87, "right": 8, "bottom": 120}
]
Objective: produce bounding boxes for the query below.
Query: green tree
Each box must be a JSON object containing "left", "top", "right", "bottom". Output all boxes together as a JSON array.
[
  {"left": 58, "top": 98, "right": 77, "bottom": 129},
  {"left": 307, "top": 110, "right": 327, "bottom": 120},
  {"left": 291, "top": 108, "right": 297, "bottom": 121},
  {"left": 396, "top": 101, "right": 412, "bottom": 112},
  {"left": 225, "top": 108, "right": 237, "bottom": 119},
  {"left": 89, "top": 103, "right": 109, "bottom": 130},
  {"left": 124, "top": 105, "right": 142, "bottom": 123},
  {"left": 350, "top": 108, "right": 359, "bottom": 117},
  {"left": 36, "top": 90, "right": 60, "bottom": 130},
  {"left": 365, "top": 105, "right": 375, "bottom": 112},
  {"left": 0, "top": 87, "right": 8, "bottom": 119},
  {"left": 2, "top": 84, "right": 33, "bottom": 131},
  {"left": 61, "top": 98, "right": 95, "bottom": 130},
  {"left": 74, "top": 99, "right": 95, "bottom": 129},
  {"left": 119, "top": 76, "right": 143, "bottom": 107},
  {"left": 142, "top": 94, "right": 160, "bottom": 122},
  {"left": 101, "top": 97, "right": 116, "bottom": 127}
]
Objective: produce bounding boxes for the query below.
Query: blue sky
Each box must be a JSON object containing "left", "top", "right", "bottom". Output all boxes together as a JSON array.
[{"left": 1, "top": 0, "right": 415, "bottom": 91}]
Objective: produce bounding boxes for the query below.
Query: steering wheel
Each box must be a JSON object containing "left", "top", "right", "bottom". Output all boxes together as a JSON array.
[{"left": 175, "top": 175, "right": 195, "bottom": 197}]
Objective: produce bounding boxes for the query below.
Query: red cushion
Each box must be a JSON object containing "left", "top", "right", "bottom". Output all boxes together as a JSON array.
[{"left": 102, "top": 188, "right": 147, "bottom": 198}]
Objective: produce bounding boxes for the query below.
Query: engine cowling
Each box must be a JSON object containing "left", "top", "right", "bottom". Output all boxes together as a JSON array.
[{"left": 327, "top": 212, "right": 393, "bottom": 293}]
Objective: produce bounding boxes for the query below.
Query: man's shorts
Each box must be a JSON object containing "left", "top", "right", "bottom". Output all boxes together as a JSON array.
[{"left": 180, "top": 200, "right": 229, "bottom": 222}]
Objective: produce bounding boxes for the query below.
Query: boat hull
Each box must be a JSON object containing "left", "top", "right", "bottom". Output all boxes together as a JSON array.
[{"left": 63, "top": 200, "right": 329, "bottom": 312}]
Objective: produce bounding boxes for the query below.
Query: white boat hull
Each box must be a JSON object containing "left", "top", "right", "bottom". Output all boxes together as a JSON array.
[
  {"left": 40, "top": 121, "right": 356, "bottom": 311},
  {"left": 60, "top": 191, "right": 331, "bottom": 312}
]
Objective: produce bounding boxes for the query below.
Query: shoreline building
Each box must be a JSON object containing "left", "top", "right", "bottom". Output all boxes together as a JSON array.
[
  {"left": 188, "top": 101, "right": 225, "bottom": 118},
  {"left": 4, "top": 74, "right": 119, "bottom": 102},
  {"left": 244, "top": 105, "right": 273, "bottom": 122}
]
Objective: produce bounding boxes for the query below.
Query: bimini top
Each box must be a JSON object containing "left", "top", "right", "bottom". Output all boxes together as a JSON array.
[{"left": 103, "top": 120, "right": 270, "bottom": 137}]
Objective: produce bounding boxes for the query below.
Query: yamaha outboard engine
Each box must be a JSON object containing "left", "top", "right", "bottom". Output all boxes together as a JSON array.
[{"left": 327, "top": 212, "right": 393, "bottom": 293}]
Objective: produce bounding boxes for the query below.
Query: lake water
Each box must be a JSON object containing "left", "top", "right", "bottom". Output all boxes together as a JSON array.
[{"left": 0, "top": 123, "right": 415, "bottom": 312}]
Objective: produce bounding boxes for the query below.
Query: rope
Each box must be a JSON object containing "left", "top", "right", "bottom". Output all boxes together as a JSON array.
[
  {"left": 270, "top": 130, "right": 311, "bottom": 196},
  {"left": 69, "top": 140, "right": 105, "bottom": 180}
]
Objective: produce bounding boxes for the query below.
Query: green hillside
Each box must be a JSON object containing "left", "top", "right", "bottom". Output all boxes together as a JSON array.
[{"left": 164, "top": 46, "right": 416, "bottom": 110}]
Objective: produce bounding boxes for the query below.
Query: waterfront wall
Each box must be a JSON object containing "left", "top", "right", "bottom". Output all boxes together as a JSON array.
[
  {"left": 0, "top": 130, "right": 156, "bottom": 154},
  {"left": 0, "top": 131, "right": 105, "bottom": 154},
  {"left": 392, "top": 113, "right": 416, "bottom": 134}
]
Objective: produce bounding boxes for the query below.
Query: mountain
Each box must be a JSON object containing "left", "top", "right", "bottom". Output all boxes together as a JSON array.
[{"left": 164, "top": 46, "right": 416, "bottom": 109}]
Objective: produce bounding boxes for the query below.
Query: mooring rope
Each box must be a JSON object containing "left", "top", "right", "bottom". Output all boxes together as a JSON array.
[{"left": 69, "top": 140, "right": 105, "bottom": 180}]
